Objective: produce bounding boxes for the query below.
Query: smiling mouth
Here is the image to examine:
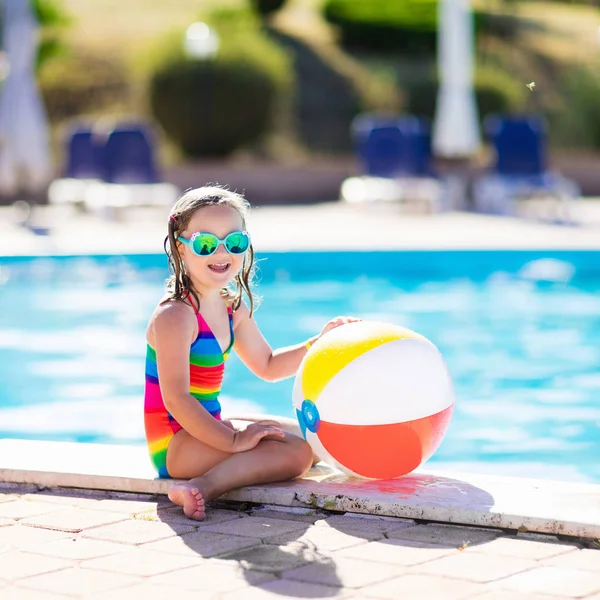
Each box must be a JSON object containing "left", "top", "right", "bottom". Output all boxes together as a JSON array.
[{"left": 208, "top": 263, "right": 231, "bottom": 274}]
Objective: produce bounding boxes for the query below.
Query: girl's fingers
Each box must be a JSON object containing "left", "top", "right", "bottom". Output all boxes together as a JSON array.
[{"left": 267, "top": 427, "right": 285, "bottom": 435}]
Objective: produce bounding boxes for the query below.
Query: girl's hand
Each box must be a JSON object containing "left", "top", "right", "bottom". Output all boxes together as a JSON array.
[
  {"left": 319, "top": 316, "right": 362, "bottom": 338},
  {"left": 231, "top": 420, "right": 285, "bottom": 452}
]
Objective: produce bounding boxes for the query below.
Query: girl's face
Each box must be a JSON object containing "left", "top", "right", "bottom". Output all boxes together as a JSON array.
[{"left": 178, "top": 204, "right": 246, "bottom": 293}]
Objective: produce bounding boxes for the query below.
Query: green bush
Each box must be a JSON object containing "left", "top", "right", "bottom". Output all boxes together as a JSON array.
[
  {"left": 38, "top": 48, "right": 128, "bottom": 122},
  {"left": 323, "top": 0, "right": 438, "bottom": 53},
  {"left": 323, "top": 0, "right": 530, "bottom": 54},
  {"left": 547, "top": 66, "right": 600, "bottom": 149},
  {"left": 249, "top": 0, "right": 287, "bottom": 16},
  {"left": 148, "top": 10, "right": 292, "bottom": 157},
  {"left": 33, "top": 0, "right": 71, "bottom": 70}
]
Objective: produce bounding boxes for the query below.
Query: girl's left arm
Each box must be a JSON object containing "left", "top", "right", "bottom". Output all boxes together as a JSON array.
[{"left": 233, "top": 302, "right": 360, "bottom": 382}]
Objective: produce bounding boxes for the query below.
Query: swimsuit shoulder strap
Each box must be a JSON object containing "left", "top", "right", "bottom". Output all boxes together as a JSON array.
[{"left": 183, "top": 290, "right": 199, "bottom": 313}]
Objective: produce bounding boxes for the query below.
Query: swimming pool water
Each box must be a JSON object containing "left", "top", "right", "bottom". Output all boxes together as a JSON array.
[{"left": 1, "top": 251, "right": 599, "bottom": 483}]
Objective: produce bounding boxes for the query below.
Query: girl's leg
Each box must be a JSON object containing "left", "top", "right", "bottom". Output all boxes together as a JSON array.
[
  {"left": 165, "top": 429, "right": 232, "bottom": 520},
  {"left": 166, "top": 427, "right": 313, "bottom": 520}
]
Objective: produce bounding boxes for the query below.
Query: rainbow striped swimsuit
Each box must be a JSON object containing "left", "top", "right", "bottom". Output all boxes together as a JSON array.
[{"left": 144, "top": 306, "right": 234, "bottom": 478}]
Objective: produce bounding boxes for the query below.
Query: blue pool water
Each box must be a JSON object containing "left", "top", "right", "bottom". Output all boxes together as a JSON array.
[{"left": 1, "top": 251, "right": 599, "bottom": 483}]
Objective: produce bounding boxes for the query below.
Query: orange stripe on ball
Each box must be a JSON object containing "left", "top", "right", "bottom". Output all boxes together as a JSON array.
[{"left": 318, "top": 404, "right": 454, "bottom": 479}]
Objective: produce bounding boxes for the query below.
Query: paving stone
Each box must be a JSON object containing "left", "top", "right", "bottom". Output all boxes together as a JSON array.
[
  {"left": 336, "top": 538, "right": 457, "bottom": 566},
  {"left": 469, "top": 592, "right": 569, "bottom": 600},
  {"left": 517, "top": 532, "right": 564, "bottom": 543},
  {"left": 22, "top": 492, "right": 104, "bottom": 509},
  {"left": 201, "top": 516, "right": 307, "bottom": 540},
  {"left": 410, "top": 551, "right": 538, "bottom": 583},
  {"left": 17, "top": 567, "right": 140, "bottom": 596},
  {"left": 282, "top": 555, "right": 404, "bottom": 589},
  {"left": 0, "top": 518, "right": 16, "bottom": 527},
  {"left": 494, "top": 566, "right": 600, "bottom": 597},
  {"left": 360, "top": 574, "right": 485, "bottom": 600},
  {"left": 20, "top": 509, "right": 129, "bottom": 533},
  {"left": 0, "top": 494, "right": 24, "bottom": 504},
  {"left": 468, "top": 536, "right": 579, "bottom": 560},
  {"left": 269, "top": 525, "right": 382, "bottom": 552},
  {"left": 143, "top": 531, "right": 260, "bottom": 558},
  {"left": 94, "top": 499, "right": 164, "bottom": 514},
  {"left": 541, "top": 547, "right": 600, "bottom": 571},
  {"left": 0, "top": 501, "right": 63, "bottom": 520},
  {"left": 84, "top": 548, "right": 202, "bottom": 577},
  {"left": 0, "top": 552, "right": 72, "bottom": 581},
  {"left": 250, "top": 505, "right": 329, "bottom": 524},
  {"left": 149, "top": 561, "right": 276, "bottom": 592},
  {"left": 221, "top": 578, "right": 349, "bottom": 599},
  {"left": 89, "top": 583, "right": 220, "bottom": 600},
  {"left": 82, "top": 519, "right": 195, "bottom": 545},
  {"left": 2, "top": 587, "right": 72, "bottom": 599},
  {"left": 220, "top": 541, "right": 322, "bottom": 573},
  {"left": 317, "top": 514, "right": 417, "bottom": 535},
  {"left": 25, "top": 538, "right": 131, "bottom": 561},
  {"left": 0, "top": 525, "right": 71, "bottom": 550},
  {"left": 387, "top": 524, "right": 501, "bottom": 548},
  {"left": 28, "top": 489, "right": 112, "bottom": 502},
  {"left": 152, "top": 506, "right": 245, "bottom": 526}
]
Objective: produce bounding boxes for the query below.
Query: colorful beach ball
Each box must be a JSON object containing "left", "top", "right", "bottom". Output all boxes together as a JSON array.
[{"left": 292, "top": 321, "right": 454, "bottom": 479}]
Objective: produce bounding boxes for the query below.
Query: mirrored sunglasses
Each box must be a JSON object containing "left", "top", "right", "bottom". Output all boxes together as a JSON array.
[{"left": 178, "top": 230, "right": 250, "bottom": 257}]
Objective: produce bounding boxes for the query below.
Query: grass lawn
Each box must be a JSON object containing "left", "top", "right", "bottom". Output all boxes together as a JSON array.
[
  {"left": 60, "top": 0, "right": 600, "bottom": 66},
  {"left": 60, "top": 0, "right": 242, "bottom": 51},
  {"left": 59, "top": 0, "right": 327, "bottom": 51}
]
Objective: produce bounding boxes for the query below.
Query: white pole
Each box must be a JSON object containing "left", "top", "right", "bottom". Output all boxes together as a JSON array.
[
  {"left": 0, "top": 0, "right": 52, "bottom": 197},
  {"left": 432, "top": 0, "right": 480, "bottom": 158}
]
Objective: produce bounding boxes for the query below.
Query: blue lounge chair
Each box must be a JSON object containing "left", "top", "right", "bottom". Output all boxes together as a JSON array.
[
  {"left": 473, "top": 115, "right": 579, "bottom": 222},
  {"left": 104, "top": 124, "right": 158, "bottom": 184},
  {"left": 352, "top": 114, "right": 433, "bottom": 178},
  {"left": 64, "top": 126, "right": 106, "bottom": 180},
  {"left": 342, "top": 114, "right": 445, "bottom": 211},
  {"left": 49, "top": 122, "right": 179, "bottom": 214},
  {"left": 48, "top": 125, "right": 106, "bottom": 207}
]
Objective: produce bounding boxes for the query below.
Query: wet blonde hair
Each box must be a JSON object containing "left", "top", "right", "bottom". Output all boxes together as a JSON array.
[{"left": 164, "top": 186, "right": 257, "bottom": 315}]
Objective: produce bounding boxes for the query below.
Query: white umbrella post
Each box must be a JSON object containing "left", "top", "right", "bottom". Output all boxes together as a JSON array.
[
  {"left": 0, "top": 0, "right": 52, "bottom": 201},
  {"left": 432, "top": 0, "right": 480, "bottom": 159}
]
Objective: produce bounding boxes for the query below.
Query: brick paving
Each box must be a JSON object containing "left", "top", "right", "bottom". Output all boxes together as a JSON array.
[{"left": 0, "top": 485, "right": 598, "bottom": 599}]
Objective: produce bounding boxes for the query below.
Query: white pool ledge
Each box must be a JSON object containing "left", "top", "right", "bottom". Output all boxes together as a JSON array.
[{"left": 1, "top": 439, "right": 599, "bottom": 539}]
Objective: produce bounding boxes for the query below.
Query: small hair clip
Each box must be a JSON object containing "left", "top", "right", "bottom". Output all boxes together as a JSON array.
[{"left": 169, "top": 215, "right": 177, "bottom": 222}]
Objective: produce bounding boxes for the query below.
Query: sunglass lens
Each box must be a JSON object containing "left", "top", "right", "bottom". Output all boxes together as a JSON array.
[
  {"left": 193, "top": 233, "right": 218, "bottom": 256},
  {"left": 225, "top": 232, "right": 250, "bottom": 254}
]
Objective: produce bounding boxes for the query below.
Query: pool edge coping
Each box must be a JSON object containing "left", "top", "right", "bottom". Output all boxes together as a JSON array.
[{"left": 1, "top": 439, "right": 599, "bottom": 541}]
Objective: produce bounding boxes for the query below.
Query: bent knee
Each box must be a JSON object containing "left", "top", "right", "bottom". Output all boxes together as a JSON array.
[
  {"left": 285, "top": 436, "right": 314, "bottom": 475},
  {"left": 262, "top": 437, "right": 313, "bottom": 476}
]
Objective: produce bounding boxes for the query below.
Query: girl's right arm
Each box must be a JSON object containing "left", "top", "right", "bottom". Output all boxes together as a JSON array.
[{"left": 152, "top": 303, "right": 283, "bottom": 453}]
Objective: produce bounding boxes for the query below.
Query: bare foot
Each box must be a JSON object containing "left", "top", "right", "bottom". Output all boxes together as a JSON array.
[{"left": 168, "top": 484, "right": 206, "bottom": 521}]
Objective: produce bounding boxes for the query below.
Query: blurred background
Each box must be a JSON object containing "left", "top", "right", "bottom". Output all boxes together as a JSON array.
[{"left": 2, "top": 0, "right": 600, "bottom": 206}]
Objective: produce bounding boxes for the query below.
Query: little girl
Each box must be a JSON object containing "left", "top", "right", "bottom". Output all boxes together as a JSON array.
[{"left": 144, "top": 186, "right": 358, "bottom": 520}]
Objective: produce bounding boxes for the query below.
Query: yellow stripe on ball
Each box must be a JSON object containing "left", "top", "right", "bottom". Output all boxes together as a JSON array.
[{"left": 301, "top": 322, "right": 423, "bottom": 404}]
